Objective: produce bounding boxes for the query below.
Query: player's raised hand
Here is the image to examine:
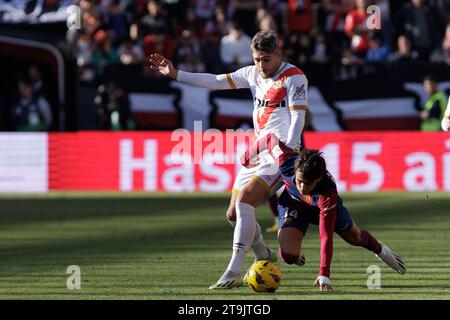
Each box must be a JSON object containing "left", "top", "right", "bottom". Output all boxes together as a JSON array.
[
  {"left": 314, "top": 276, "right": 333, "bottom": 292},
  {"left": 149, "top": 53, "right": 178, "bottom": 79}
]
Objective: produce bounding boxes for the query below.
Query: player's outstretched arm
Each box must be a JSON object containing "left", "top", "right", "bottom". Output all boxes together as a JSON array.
[{"left": 149, "top": 53, "right": 235, "bottom": 90}]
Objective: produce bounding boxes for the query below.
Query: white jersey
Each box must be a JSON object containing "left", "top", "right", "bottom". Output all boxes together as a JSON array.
[{"left": 226, "top": 62, "right": 308, "bottom": 149}]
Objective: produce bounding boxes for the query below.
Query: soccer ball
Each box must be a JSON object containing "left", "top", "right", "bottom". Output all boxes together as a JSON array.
[{"left": 247, "top": 260, "right": 282, "bottom": 293}]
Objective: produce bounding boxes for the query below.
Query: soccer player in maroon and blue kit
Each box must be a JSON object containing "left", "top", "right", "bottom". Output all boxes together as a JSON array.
[{"left": 241, "top": 133, "right": 406, "bottom": 291}]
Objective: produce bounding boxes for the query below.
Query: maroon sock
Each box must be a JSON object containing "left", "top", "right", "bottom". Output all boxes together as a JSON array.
[
  {"left": 278, "top": 247, "right": 299, "bottom": 265},
  {"left": 360, "top": 230, "right": 382, "bottom": 254}
]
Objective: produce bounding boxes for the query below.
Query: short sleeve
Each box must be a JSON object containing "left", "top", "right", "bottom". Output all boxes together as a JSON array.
[
  {"left": 228, "top": 66, "right": 252, "bottom": 89},
  {"left": 286, "top": 74, "right": 308, "bottom": 111}
]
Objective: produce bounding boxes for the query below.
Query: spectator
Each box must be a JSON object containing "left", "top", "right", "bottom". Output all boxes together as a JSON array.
[
  {"left": 82, "top": 10, "right": 102, "bottom": 37},
  {"left": 28, "top": 65, "right": 45, "bottom": 98},
  {"left": 444, "top": 24, "right": 450, "bottom": 65},
  {"left": 139, "top": 0, "right": 169, "bottom": 39},
  {"left": 174, "top": 30, "right": 206, "bottom": 73},
  {"left": 344, "top": 0, "right": 370, "bottom": 56},
  {"left": 118, "top": 37, "right": 145, "bottom": 65},
  {"left": 259, "top": 13, "right": 277, "bottom": 32},
  {"left": 394, "top": 0, "right": 441, "bottom": 61},
  {"left": 76, "top": 33, "right": 95, "bottom": 82},
  {"left": 322, "top": 0, "right": 354, "bottom": 80},
  {"left": 256, "top": 7, "right": 269, "bottom": 29},
  {"left": 162, "top": 0, "right": 187, "bottom": 37},
  {"left": 209, "top": 6, "right": 233, "bottom": 37},
  {"left": 365, "top": 32, "right": 390, "bottom": 64},
  {"left": 432, "top": 23, "right": 450, "bottom": 65},
  {"left": 180, "top": 7, "right": 203, "bottom": 35},
  {"left": 192, "top": 0, "right": 217, "bottom": 26},
  {"left": 200, "top": 28, "right": 223, "bottom": 73},
  {"left": 94, "top": 82, "right": 134, "bottom": 131},
  {"left": 220, "top": 22, "right": 253, "bottom": 72},
  {"left": 311, "top": 33, "right": 329, "bottom": 64},
  {"left": 228, "top": 0, "right": 263, "bottom": 37},
  {"left": 92, "top": 30, "right": 119, "bottom": 79},
  {"left": 265, "top": 0, "right": 288, "bottom": 34},
  {"left": 297, "top": 33, "right": 314, "bottom": 66},
  {"left": 104, "top": 0, "right": 133, "bottom": 46},
  {"left": 420, "top": 75, "right": 448, "bottom": 131},
  {"left": 258, "top": 13, "right": 285, "bottom": 49},
  {"left": 125, "top": 0, "right": 149, "bottom": 22},
  {"left": 286, "top": 0, "right": 315, "bottom": 35},
  {"left": 387, "top": 34, "right": 419, "bottom": 63},
  {"left": 11, "top": 79, "right": 53, "bottom": 131}
]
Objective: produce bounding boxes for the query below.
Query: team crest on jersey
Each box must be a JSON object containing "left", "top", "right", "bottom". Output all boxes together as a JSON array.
[
  {"left": 303, "top": 195, "right": 312, "bottom": 204},
  {"left": 293, "top": 85, "right": 305, "bottom": 101},
  {"left": 272, "top": 80, "right": 283, "bottom": 89}
]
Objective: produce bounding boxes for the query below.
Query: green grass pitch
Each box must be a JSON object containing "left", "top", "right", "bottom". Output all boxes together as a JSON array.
[{"left": 0, "top": 192, "right": 449, "bottom": 300}]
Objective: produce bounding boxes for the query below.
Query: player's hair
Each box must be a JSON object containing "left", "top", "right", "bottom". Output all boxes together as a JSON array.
[
  {"left": 294, "top": 148, "right": 327, "bottom": 182},
  {"left": 251, "top": 30, "right": 279, "bottom": 53},
  {"left": 423, "top": 74, "right": 437, "bottom": 83}
]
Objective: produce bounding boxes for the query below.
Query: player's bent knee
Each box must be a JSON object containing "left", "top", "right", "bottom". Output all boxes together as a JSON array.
[
  {"left": 279, "top": 249, "right": 299, "bottom": 265},
  {"left": 237, "top": 186, "right": 267, "bottom": 207}
]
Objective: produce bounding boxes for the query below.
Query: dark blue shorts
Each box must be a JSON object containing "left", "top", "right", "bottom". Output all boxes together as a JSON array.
[{"left": 277, "top": 189, "right": 353, "bottom": 235}]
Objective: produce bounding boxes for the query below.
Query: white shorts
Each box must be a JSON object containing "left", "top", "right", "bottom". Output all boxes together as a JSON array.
[{"left": 232, "top": 150, "right": 283, "bottom": 196}]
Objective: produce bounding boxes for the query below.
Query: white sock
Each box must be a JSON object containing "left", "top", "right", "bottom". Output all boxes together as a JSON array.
[
  {"left": 252, "top": 223, "right": 270, "bottom": 260},
  {"left": 226, "top": 202, "right": 256, "bottom": 274},
  {"left": 227, "top": 219, "right": 269, "bottom": 260}
]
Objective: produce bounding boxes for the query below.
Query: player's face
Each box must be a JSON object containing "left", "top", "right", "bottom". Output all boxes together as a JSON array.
[
  {"left": 424, "top": 80, "right": 436, "bottom": 95},
  {"left": 252, "top": 50, "right": 281, "bottom": 79},
  {"left": 295, "top": 171, "right": 321, "bottom": 195}
]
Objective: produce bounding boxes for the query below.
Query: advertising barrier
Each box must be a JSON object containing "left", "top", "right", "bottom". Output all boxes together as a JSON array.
[{"left": 1, "top": 131, "right": 449, "bottom": 193}]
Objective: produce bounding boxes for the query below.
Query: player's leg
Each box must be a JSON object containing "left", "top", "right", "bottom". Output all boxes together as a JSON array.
[
  {"left": 336, "top": 205, "right": 406, "bottom": 274},
  {"left": 265, "top": 193, "right": 279, "bottom": 232},
  {"left": 278, "top": 227, "right": 305, "bottom": 265},
  {"left": 209, "top": 177, "right": 272, "bottom": 290},
  {"left": 228, "top": 178, "right": 269, "bottom": 269},
  {"left": 226, "top": 190, "right": 275, "bottom": 262},
  {"left": 276, "top": 189, "right": 307, "bottom": 266}
]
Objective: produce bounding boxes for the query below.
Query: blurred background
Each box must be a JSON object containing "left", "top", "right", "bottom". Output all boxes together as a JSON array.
[
  {"left": 0, "top": 0, "right": 450, "bottom": 193},
  {"left": 0, "top": 0, "right": 449, "bottom": 132}
]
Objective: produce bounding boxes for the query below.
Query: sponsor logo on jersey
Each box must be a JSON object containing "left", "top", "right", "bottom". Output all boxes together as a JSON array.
[
  {"left": 272, "top": 80, "right": 283, "bottom": 89},
  {"left": 293, "top": 84, "right": 306, "bottom": 101},
  {"left": 254, "top": 98, "right": 286, "bottom": 108},
  {"left": 302, "top": 195, "right": 312, "bottom": 204}
]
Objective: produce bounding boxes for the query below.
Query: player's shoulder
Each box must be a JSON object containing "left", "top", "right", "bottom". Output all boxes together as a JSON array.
[
  {"left": 283, "top": 63, "right": 305, "bottom": 76},
  {"left": 232, "top": 65, "right": 256, "bottom": 78},
  {"left": 278, "top": 62, "right": 307, "bottom": 82}
]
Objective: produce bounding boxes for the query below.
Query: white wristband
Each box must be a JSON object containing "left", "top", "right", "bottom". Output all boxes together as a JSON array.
[{"left": 317, "top": 276, "right": 331, "bottom": 285}]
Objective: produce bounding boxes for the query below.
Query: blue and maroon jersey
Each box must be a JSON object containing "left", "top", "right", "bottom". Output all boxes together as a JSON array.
[{"left": 241, "top": 133, "right": 339, "bottom": 277}]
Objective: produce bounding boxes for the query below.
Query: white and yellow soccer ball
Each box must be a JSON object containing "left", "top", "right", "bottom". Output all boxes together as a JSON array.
[{"left": 247, "top": 260, "right": 282, "bottom": 293}]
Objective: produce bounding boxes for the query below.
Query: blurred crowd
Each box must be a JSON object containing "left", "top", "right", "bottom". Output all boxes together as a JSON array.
[
  {"left": 4, "top": 0, "right": 450, "bottom": 132},
  {"left": 63, "top": 0, "right": 450, "bottom": 83}
]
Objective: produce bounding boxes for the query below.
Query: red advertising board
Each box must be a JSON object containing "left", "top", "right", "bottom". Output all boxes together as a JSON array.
[{"left": 46, "top": 131, "right": 450, "bottom": 192}]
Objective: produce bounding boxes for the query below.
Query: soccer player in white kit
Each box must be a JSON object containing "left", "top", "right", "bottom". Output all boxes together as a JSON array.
[{"left": 149, "top": 30, "right": 308, "bottom": 289}]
